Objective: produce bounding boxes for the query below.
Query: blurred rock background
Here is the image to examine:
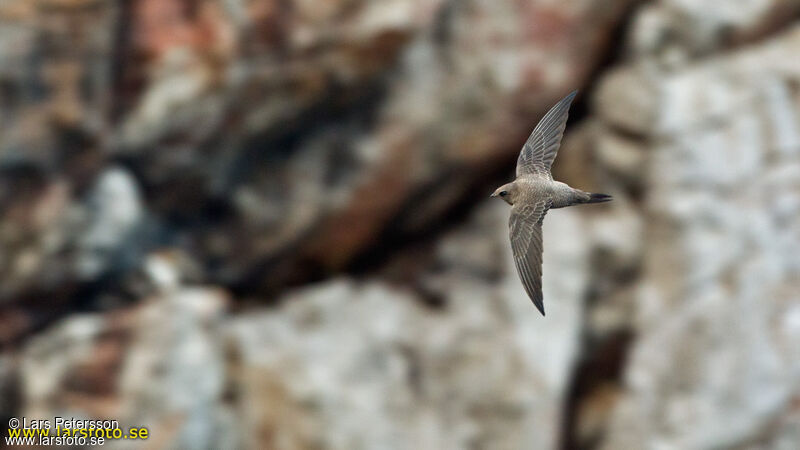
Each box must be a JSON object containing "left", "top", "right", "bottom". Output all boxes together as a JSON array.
[{"left": 1, "top": 0, "right": 799, "bottom": 449}]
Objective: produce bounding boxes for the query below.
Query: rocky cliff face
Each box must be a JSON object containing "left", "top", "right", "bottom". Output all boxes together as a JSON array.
[
  {"left": 2, "top": 1, "right": 800, "bottom": 449},
  {"left": 596, "top": 12, "right": 800, "bottom": 450}
]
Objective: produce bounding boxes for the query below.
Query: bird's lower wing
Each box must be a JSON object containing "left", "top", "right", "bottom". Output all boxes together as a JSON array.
[{"left": 509, "top": 200, "right": 551, "bottom": 315}]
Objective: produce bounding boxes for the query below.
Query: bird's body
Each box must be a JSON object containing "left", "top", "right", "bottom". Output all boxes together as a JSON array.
[
  {"left": 491, "top": 91, "right": 611, "bottom": 315},
  {"left": 512, "top": 177, "right": 574, "bottom": 208}
]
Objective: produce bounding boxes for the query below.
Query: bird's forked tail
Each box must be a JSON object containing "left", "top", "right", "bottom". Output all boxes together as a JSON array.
[{"left": 586, "top": 193, "right": 612, "bottom": 203}]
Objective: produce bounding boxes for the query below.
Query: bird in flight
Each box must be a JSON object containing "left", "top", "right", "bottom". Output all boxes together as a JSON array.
[{"left": 491, "top": 91, "right": 611, "bottom": 315}]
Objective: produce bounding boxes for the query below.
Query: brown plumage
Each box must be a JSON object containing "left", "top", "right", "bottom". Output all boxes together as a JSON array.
[{"left": 491, "top": 91, "right": 611, "bottom": 315}]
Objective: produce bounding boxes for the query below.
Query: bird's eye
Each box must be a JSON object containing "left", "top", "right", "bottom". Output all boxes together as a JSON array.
[{"left": 499, "top": 191, "right": 508, "bottom": 197}]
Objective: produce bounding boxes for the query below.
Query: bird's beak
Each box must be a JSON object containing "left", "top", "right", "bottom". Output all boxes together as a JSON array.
[{"left": 490, "top": 193, "right": 497, "bottom": 197}]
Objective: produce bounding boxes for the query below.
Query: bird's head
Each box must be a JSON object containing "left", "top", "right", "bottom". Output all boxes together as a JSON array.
[{"left": 491, "top": 182, "right": 517, "bottom": 205}]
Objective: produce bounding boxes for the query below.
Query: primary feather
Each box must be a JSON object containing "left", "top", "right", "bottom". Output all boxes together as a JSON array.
[{"left": 516, "top": 90, "right": 577, "bottom": 178}]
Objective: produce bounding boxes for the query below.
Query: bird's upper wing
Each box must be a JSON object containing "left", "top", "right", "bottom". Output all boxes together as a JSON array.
[
  {"left": 516, "top": 90, "right": 577, "bottom": 178},
  {"left": 509, "top": 199, "right": 551, "bottom": 315}
]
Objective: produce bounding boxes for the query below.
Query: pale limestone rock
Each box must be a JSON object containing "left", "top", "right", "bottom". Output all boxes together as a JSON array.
[
  {"left": 598, "top": 25, "right": 800, "bottom": 450},
  {"left": 17, "top": 287, "right": 233, "bottom": 450},
  {"left": 77, "top": 167, "right": 144, "bottom": 279},
  {"left": 227, "top": 201, "right": 590, "bottom": 450}
]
